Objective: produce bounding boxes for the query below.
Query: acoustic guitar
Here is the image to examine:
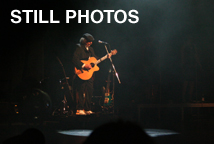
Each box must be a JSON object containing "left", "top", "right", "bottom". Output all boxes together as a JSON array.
[{"left": 75, "top": 49, "right": 117, "bottom": 80}]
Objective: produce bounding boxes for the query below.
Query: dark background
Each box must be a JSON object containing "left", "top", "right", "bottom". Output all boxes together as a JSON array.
[{"left": 2, "top": 0, "right": 214, "bottom": 110}]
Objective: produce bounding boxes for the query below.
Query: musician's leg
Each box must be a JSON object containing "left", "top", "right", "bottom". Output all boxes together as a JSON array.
[
  {"left": 76, "top": 80, "right": 86, "bottom": 111},
  {"left": 85, "top": 79, "right": 93, "bottom": 111}
]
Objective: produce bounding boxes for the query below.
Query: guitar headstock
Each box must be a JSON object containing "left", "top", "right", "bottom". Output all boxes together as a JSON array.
[{"left": 111, "top": 49, "right": 117, "bottom": 55}]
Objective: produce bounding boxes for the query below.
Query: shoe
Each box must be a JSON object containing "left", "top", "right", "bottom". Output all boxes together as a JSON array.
[
  {"left": 76, "top": 110, "right": 86, "bottom": 115},
  {"left": 85, "top": 110, "right": 94, "bottom": 115}
]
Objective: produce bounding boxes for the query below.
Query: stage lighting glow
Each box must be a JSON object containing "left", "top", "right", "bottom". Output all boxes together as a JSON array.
[
  {"left": 58, "top": 130, "right": 92, "bottom": 137},
  {"left": 58, "top": 129, "right": 179, "bottom": 137},
  {"left": 144, "top": 129, "right": 179, "bottom": 137}
]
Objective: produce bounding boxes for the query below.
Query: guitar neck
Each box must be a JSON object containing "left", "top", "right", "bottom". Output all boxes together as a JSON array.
[{"left": 95, "top": 54, "right": 108, "bottom": 65}]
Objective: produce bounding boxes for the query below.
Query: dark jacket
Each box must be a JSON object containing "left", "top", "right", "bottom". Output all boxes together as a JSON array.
[{"left": 72, "top": 44, "right": 98, "bottom": 70}]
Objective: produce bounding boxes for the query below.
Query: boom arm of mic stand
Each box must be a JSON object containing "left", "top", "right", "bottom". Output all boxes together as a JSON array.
[{"left": 104, "top": 45, "right": 121, "bottom": 84}]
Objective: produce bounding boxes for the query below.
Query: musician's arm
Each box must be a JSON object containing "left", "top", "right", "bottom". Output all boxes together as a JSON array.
[{"left": 108, "top": 53, "right": 112, "bottom": 58}]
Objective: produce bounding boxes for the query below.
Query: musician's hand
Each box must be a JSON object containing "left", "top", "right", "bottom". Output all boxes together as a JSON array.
[
  {"left": 108, "top": 53, "right": 112, "bottom": 59},
  {"left": 84, "top": 64, "right": 92, "bottom": 70}
]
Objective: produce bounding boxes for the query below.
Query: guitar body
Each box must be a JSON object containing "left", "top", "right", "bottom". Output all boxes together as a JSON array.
[
  {"left": 74, "top": 49, "right": 117, "bottom": 80},
  {"left": 75, "top": 57, "right": 100, "bottom": 80}
]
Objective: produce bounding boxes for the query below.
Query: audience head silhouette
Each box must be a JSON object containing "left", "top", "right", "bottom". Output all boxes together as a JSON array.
[
  {"left": 83, "top": 120, "right": 155, "bottom": 144},
  {"left": 3, "top": 128, "right": 45, "bottom": 144}
]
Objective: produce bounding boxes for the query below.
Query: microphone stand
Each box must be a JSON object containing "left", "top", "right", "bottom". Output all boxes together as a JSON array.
[{"left": 104, "top": 44, "right": 121, "bottom": 84}]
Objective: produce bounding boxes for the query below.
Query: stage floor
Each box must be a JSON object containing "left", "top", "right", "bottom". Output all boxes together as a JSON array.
[{"left": 1, "top": 109, "right": 214, "bottom": 144}]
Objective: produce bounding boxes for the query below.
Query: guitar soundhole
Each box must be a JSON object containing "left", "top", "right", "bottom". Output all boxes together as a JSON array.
[{"left": 90, "top": 63, "right": 95, "bottom": 67}]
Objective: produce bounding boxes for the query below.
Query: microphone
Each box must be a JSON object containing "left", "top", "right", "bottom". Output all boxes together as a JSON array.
[{"left": 98, "top": 40, "right": 108, "bottom": 44}]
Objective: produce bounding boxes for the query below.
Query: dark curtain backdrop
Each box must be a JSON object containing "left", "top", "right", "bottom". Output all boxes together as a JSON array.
[{"left": 1, "top": 0, "right": 214, "bottom": 106}]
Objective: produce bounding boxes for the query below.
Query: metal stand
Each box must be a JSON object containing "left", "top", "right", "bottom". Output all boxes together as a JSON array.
[
  {"left": 112, "top": 69, "right": 115, "bottom": 114},
  {"left": 52, "top": 57, "right": 73, "bottom": 116},
  {"left": 52, "top": 79, "right": 71, "bottom": 116},
  {"left": 104, "top": 44, "right": 121, "bottom": 84},
  {"left": 100, "top": 43, "right": 120, "bottom": 114},
  {"left": 101, "top": 68, "right": 115, "bottom": 114}
]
